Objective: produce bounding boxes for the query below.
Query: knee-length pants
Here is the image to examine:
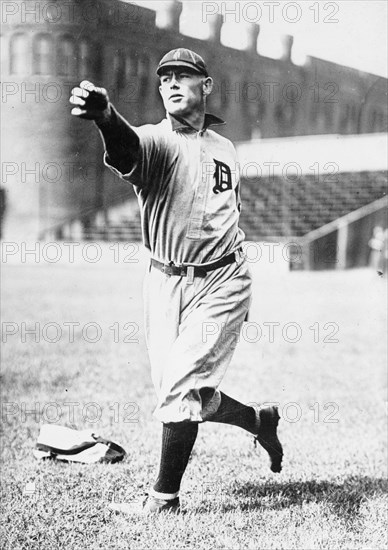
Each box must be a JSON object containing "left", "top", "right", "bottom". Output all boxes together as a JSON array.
[{"left": 143, "top": 257, "right": 252, "bottom": 423}]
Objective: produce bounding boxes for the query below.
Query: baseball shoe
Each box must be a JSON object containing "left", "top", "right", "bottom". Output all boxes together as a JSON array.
[
  {"left": 253, "top": 406, "right": 283, "bottom": 473},
  {"left": 109, "top": 494, "right": 180, "bottom": 516}
]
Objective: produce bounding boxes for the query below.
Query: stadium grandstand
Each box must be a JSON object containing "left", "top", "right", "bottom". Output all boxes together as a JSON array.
[
  {"left": 237, "top": 133, "right": 387, "bottom": 269},
  {"left": 49, "top": 133, "right": 386, "bottom": 271}
]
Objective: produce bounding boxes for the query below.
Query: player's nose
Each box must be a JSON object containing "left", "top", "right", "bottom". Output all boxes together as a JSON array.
[{"left": 169, "top": 74, "right": 180, "bottom": 88}]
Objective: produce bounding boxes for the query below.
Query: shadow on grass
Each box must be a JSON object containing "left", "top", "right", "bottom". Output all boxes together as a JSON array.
[{"left": 195, "top": 476, "right": 388, "bottom": 520}]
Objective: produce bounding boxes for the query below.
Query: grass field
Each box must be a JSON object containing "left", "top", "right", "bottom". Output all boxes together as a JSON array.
[{"left": 1, "top": 245, "right": 387, "bottom": 549}]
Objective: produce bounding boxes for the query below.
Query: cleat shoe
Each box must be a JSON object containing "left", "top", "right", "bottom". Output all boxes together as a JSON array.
[
  {"left": 109, "top": 494, "right": 180, "bottom": 516},
  {"left": 253, "top": 406, "right": 283, "bottom": 473},
  {"left": 143, "top": 494, "right": 180, "bottom": 515}
]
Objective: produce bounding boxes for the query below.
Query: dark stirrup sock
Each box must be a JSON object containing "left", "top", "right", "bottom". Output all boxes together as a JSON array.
[
  {"left": 206, "top": 392, "right": 257, "bottom": 434},
  {"left": 153, "top": 421, "right": 199, "bottom": 496}
]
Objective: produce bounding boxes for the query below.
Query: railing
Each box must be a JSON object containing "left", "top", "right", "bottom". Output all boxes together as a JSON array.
[{"left": 296, "top": 196, "right": 388, "bottom": 270}]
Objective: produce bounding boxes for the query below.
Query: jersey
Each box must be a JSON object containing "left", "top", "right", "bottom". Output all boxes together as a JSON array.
[
  {"left": 104, "top": 112, "right": 252, "bottom": 423},
  {"left": 104, "top": 113, "right": 245, "bottom": 265}
]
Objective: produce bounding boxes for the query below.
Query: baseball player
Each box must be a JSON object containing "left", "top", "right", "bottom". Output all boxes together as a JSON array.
[{"left": 70, "top": 48, "right": 283, "bottom": 515}]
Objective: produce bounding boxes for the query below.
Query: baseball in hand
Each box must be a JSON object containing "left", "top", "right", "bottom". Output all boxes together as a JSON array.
[{"left": 69, "top": 80, "right": 110, "bottom": 122}]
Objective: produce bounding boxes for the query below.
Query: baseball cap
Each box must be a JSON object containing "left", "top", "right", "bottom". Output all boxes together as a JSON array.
[{"left": 156, "top": 48, "right": 208, "bottom": 77}]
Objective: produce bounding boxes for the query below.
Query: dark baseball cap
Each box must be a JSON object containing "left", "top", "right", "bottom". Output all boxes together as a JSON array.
[{"left": 156, "top": 48, "right": 208, "bottom": 77}]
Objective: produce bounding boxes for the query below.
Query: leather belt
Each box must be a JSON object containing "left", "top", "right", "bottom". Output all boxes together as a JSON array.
[{"left": 150, "top": 248, "right": 242, "bottom": 279}]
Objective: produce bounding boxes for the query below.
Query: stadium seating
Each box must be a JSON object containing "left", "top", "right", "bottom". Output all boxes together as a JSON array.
[
  {"left": 79, "top": 170, "right": 386, "bottom": 242},
  {"left": 239, "top": 170, "right": 387, "bottom": 240},
  {"left": 83, "top": 217, "right": 142, "bottom": 242}
]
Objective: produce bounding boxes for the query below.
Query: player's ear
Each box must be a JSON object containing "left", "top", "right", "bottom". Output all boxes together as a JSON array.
[
  {"left": 159, "top": 84, "right": 168, "bottom": 101},
  {"left": 202, "top": 77, "right": 213, "bottom": 96}
]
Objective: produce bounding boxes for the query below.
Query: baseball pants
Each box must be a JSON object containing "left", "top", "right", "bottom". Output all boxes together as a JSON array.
[{"left": 143, "top": 254, "right": 252, "bottom": 423}]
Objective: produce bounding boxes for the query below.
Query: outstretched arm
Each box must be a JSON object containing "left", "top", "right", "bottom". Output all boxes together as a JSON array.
[{"left": 69, "top": 80, "right": 140, "bottom": 174}]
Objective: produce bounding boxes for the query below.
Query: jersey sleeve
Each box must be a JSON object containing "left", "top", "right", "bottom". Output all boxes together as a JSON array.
[{"left": 104, "top": 124, "right": 167, "bottom": 190}]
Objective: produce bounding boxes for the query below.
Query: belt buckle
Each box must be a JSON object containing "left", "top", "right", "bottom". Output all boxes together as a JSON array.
[{"left": 161, "top": 263, "right": 172, "bottom": 276}]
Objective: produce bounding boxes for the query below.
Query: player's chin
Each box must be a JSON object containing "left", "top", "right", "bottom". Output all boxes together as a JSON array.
[{"left": 166, "top": 101, "right": 189, "bottom": 117}]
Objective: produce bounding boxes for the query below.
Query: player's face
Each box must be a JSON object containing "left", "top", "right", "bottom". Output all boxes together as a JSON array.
[{"left": 159, "top": 68, "right": 212, "bottom": 117}]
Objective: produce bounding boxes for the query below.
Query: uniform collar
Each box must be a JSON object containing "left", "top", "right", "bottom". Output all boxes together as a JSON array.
[{"left": 167, "top": 112, "right": 225, "bottom": 132}]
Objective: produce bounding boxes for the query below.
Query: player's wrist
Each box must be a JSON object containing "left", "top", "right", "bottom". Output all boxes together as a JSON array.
[{"left": 95, "top": 103, "right": 113, "bottom": 127}]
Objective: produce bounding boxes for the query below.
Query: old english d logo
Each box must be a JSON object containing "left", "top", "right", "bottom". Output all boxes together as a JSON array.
[{"left": 212, "top": 159, "right": 232, "bottom": 194}]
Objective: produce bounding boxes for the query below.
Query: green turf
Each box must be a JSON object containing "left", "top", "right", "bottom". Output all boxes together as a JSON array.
[{"left": 1, "top": 250, "right": 387, "bottom": 549}]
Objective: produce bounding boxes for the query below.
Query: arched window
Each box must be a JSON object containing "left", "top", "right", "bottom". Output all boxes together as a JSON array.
[
  {"left": 275, "top": 102, "right": 297, "bottom": 134},
  {"left": 258, "top": 100, "right": 266, "bottom": 121},
  {"left": 79, "top": 39, "right": 93, "bottom": 79},
  {"left": 124, "top": 53, "right": 138, "bottom": 101},
  {"left": 57, "top": 35, "right": 76, "bottom": 77},
  {"left": 284, "top": 103, "right": 296, "bottom": 126},
  {"left": 349, "top": 103, "right": 358, "bottom": 132},
  {"left": 368, "top": 109, "right": 376, "bottom": 132},
  {"left": 138, "top": 56, "right": 149, "bottom": 96},
  {"left": 32, "top": 34, "right": 53, "bottom": 75},
  {"left": 368, "top": 108, "right": 383, "bottom": 132},
  {"left": 125, "top": 54, "right": 137, "bottom": 80},
  {"left": 381, "top": 113, "right": 388, "bottom": 132},
  {"left": 309, "top": 100, "right": 318, "bottom": 123},
  {"left": 113, "top": 50, "right": 126, "bottom": 90},
  {"left": 274, "top": 103, "right": 284, "bottom": 123},
  {"left": 310, "top": 103, "right": 325, "bottom": 133},
  {"left": 338, "top": 102, "right": 358, "bottom": 133},
  {"left": 10, "top": 33, "right": 29, "bottom": 75},
  {"left": 339, "top": 104, "right": 351, "bottom": 133},
  {"left": 221, "top": 78, "right": 230, "bottom": 109},
  {"left": 138, "top": 55, "right": 149, "bottom": 77},
  {"left": 324, "top": 101, "right": 334, "bottom": 131}
]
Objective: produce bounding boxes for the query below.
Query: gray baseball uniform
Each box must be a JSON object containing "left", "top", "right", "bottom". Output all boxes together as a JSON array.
[{"left": 105, "top": 111, "right": 252, "bottom": 422}]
